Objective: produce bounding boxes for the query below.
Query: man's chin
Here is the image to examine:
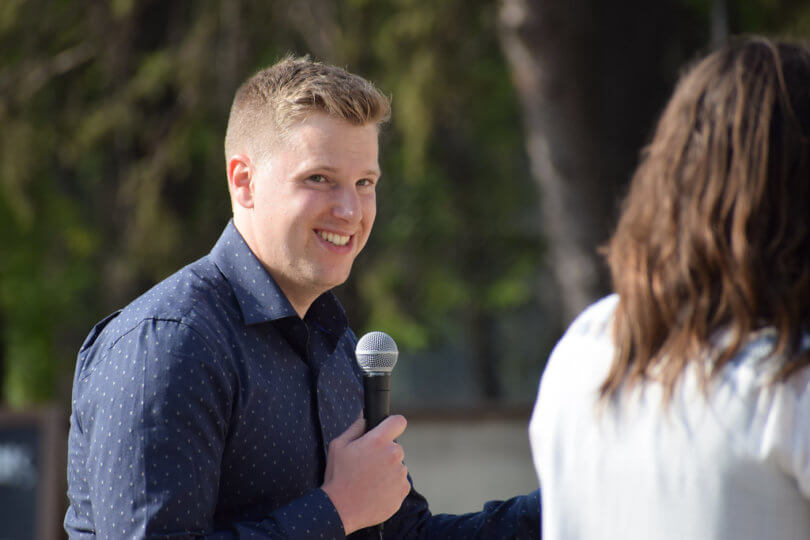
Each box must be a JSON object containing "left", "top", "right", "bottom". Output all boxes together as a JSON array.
[
  {"left": 306, "top": 268, "right": 352, "bottom": 295},
  {"left": 324, "top": 273, "right": 351, "bottom": 291}
]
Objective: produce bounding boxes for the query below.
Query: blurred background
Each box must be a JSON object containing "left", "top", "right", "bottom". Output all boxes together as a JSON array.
[{"left": 1, "top": 0, "right": 810, "bottom": 537}]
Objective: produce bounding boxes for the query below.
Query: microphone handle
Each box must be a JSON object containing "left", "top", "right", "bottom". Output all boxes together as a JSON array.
[
  {"left": 362, "top": 372, "right": 391, "bottom": 540},
  {"left": 363, "top": 373, "right": 391, "bottom": 431}
]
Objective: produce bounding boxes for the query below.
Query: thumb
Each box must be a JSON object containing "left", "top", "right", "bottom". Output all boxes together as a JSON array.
[{"left": 333, "top": 416, "right": 366, "bottom": 447}]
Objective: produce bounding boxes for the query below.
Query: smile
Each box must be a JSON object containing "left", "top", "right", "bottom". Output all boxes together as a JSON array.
[{"left": 317, "top": 230, "right": 351, "bottom": 247}]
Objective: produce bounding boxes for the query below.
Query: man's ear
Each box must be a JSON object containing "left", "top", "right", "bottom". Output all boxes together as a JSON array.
[{"left": 228, "top": 154, "right": 254, "bottom": 209}]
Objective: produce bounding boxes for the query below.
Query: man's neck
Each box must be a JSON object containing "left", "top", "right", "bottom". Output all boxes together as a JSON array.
[{"left": 232, "top": 216, "right": 317, "bottom": 319}]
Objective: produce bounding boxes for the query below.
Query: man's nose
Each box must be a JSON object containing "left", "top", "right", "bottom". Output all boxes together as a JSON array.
[{"left": 332, "top": 186, "right": 361, "bottom": 222}]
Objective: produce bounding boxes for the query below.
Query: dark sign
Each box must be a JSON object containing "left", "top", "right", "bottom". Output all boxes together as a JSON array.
[{"left": 0, "top": 409, "right": 66, "bottom": 540}]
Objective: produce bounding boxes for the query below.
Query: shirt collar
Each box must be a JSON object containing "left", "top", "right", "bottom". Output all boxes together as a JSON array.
[{"left": 209, "top": 220, "right": 349, "bottom": 337}]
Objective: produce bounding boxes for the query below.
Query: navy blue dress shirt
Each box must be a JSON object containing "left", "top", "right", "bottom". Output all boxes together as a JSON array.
[{"left": 65, "top": 221, "right": 540, "bottom": 539}]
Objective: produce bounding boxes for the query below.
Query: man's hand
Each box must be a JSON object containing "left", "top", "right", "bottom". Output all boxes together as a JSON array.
[{"left": 321, "top": 415, "right": 410, "bottom": 535}]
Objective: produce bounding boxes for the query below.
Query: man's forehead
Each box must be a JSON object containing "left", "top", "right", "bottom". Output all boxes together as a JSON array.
[
  {"left": 255, "top": 112, "right": 375, "bottom": 146},
  {"left": 252, "top": 115, "right": 378, "bottom": 175},
  {"left": 284, "top": 114, "right": 378, "bottom": 150}
]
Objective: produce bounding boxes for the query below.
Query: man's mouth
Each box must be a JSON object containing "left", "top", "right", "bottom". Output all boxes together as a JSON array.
[{"left": 317, "top": 230, "right": 351, "bottom": 246}]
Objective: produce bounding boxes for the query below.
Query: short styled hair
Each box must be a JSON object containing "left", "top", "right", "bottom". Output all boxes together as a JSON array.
[
  {"left": 602, "top": 37, "right": 810, "bottom": 402},
  {"left": 224, "top": 55, "right": 391, "bottom": 162}
]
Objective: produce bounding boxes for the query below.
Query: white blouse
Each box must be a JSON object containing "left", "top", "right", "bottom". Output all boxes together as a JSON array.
[{"left": 530, "top": 294, "right": 810, "bottom": 540}]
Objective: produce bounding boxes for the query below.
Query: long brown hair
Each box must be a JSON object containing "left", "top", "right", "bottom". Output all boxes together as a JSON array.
[{"left": 602, "top": 37, "right": 810, "bottom": 402}]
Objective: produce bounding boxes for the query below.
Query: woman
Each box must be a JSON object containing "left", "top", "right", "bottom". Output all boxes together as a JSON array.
[{"left": 530, "top": 37, "right": 810, "bottom": 540}]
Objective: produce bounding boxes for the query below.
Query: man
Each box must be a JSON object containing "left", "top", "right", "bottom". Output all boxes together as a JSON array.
[{"left": 65, "top": 56, "right": 540, "bottom": 539}]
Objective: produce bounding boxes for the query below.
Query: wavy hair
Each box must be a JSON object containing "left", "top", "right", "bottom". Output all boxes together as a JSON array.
[{"left": 601, "top": 37, "right": 810, "bottom": 402}]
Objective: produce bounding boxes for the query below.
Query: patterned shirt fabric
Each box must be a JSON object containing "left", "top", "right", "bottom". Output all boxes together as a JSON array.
[
  {"left": 530, "top": 294, "right": 810, "bottom": 540},
  {"left": 65, "top": 220, "right": 540, "bottom": 539}
]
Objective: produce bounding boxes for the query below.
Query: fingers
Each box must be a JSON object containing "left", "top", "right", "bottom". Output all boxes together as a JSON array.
[
  {"left": 369, "top": 414, "right": 407, "bottom": 441},
  {"left": 333, "top": 417, "right": 367, "bottom": 445},
  {"left": 329, "top": 414, "right": 406, "bottom": 456},
  {"left": 321, "top": 414, "right": 411, "bottom": 534},
  {"left": 392, "top": 441, "right": 406, "bottom": 466},
  {"left": 359, "top": 415, "right": 406, "bottom": 470},
  {"left": 398, "top": 466, "right": 412, "bottom": 498}
]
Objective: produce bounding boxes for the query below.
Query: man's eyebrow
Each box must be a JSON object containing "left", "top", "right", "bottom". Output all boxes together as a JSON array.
[{"left": 311, "top": 165, "right": 381, "bottom": 177}]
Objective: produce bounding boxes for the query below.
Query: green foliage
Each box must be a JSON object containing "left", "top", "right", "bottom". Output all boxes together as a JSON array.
[
  {"left": 337, "top": 0, "right": 540, "bottom": 354},
  {"left": 734, "top": 0, "right": 810, "bottom": 36},
  {"left": 0, "top": 0, "right": 232, "bottom": 406},
  {"left": 0, "top": 0, "right": 540, "bottom": 406},
  {"left": 684, "top": 0, "right": 810, "bottom": 38},
  {"left": 3, "top": 0, "right": 810, "bottom": 406}
]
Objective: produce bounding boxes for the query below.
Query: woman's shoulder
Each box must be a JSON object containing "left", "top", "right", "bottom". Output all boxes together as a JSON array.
[
  {"left": 540, "top": 295, "right": 619, "bottom": 393},
  {"left": 562, "top": 294, "right": 619, "bottom": 342}
]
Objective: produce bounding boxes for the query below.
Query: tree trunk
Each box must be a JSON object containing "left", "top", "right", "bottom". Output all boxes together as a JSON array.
[
  {"left": 711, "top": 0, "right": 729, "bottom": 47},
  {"left": 497, "top": 0, "right": 690, "bottom": 325}
]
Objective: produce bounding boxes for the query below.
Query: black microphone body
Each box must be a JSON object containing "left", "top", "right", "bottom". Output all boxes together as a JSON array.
[{"left": 363, "top": 372, "right": 391, "bottom": 430}]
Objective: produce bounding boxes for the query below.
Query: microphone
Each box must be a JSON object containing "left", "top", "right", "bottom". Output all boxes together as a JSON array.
[
  {"left": 355, "top": 331, "right": 398, "bottom": 431},
  {"left": 355, "top": 332, "right": 399, "bottom": 539}
]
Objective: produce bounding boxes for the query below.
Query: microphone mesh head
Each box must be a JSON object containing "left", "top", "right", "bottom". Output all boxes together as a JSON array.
[{"left": 355, "top": 331, "right": 398, "bottom": 373}]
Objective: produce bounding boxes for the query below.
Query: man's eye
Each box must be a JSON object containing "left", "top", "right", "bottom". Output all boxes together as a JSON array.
[
  {"left": 357, "top": 178, "right": 376, "bottom": 187},
  {"left": 308, "top": 174, "right": 327, "bottom": 184}
]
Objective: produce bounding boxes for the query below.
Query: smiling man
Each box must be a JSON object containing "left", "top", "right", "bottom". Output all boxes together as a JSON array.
[
  {"left": 228, "top": 111, "right": 379, "bottom": 318},
  {"left": 64, "top": 56, "right": 539, "bottom": 539}
]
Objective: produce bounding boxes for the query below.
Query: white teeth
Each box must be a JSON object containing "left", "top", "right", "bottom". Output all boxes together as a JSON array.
[{"left": 318, "top": 231, "right": 350, "bottom": 246}]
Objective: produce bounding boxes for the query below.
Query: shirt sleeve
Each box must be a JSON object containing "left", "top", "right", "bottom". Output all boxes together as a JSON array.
[
  {"left": 795, "top": 380, "right": 810, "bottom": 498},
  {"left": 72, "top": 318, "right": 346, "bottom": 539},
  {"left": 763, "top": 366, "right": 810, "bottom": 500},
  {"left": 379, "top": 483, "right": 540, "bottom": 539}
]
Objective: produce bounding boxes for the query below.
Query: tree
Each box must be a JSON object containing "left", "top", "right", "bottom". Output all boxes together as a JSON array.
[
  {"left": 496, "top": 0, "right": 810, "bottom": 327},
  {"left": 497, "top": 0, "right": 707, "bottom": 325}
]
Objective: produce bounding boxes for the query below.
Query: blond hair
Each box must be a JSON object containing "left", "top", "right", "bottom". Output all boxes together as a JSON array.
[
  {"left": 224, "top": 55, "right": 391, "bottom": 162},
  {"left": 602, "top": 37, "right": 810, "bottom": 402}
]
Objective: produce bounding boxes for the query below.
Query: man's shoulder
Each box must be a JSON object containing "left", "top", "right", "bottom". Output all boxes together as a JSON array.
[
  {"left": 85, "top": 255, "right": 237, "bottom": 353},
  {"left": 130, "top": 255, "right": 231, "bottom": 320}
]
